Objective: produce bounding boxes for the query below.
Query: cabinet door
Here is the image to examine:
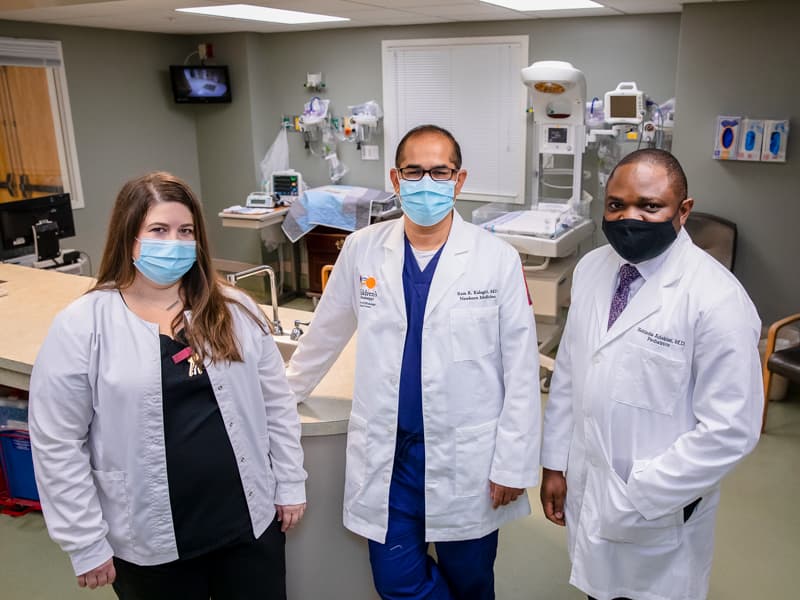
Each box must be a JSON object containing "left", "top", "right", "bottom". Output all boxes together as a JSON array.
[
  {"left": 305, "top": 230, "right": 348, "bottom": 293},
  {"left": 0, "top": 109, "right": 11, "bottom": 203},
  {"left": 0, "top": 66, "right": 63, "bottom": 203},
  {"left": 308, "top": 253, "right": 337, "bottom": 293}
]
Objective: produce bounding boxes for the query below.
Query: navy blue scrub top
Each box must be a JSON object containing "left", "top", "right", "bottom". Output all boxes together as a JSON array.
[{"left": 397, "top": 236, "right": 445, "bottom": 435}]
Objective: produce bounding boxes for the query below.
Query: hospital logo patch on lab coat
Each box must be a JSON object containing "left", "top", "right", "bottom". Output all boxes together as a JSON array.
[{"left": 359, "top": 275, "right": 378, "bottom": 308}]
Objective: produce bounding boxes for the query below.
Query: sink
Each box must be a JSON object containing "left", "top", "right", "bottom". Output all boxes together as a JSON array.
[{"left": 274, "top": 336, "right": 299, "bottom": 365}]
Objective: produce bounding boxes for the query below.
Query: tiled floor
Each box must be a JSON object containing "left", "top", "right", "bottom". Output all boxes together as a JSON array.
[{"left": 3, "top": 390, "right": 796, "bottom": 599}]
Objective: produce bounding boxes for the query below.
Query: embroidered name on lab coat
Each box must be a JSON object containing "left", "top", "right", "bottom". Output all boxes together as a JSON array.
[
  {"left": 637, "top": 326, "right": 686, "bottom": 349},
  {"left": 457, "top": 288, "right": 498, "bottom": 302}
]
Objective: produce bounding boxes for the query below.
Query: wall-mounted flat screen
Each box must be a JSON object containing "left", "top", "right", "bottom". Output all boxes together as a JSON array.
[{"left": 170, "top": 65, "right": 232, "bottom": 103}]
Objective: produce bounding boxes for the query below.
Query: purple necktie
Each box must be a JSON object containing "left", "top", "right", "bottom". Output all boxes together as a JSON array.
[{"left": 608, "top": 264, "right": 641, "bottom": 330}]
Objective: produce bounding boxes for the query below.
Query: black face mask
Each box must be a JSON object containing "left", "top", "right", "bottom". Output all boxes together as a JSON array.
[{"left": 602, "top": 217, "right": 678, "bottom": 264}]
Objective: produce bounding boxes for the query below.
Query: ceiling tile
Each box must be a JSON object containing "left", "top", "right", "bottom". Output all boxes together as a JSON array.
[
  {"left": 523, "top": 7, "right": 619, "bottom": 17},
  {"left": 350, "top": 0, "right": 474, "bottom": 6},
  {"left": 598, "top": 0, "right": 681, "bottom": 12},
  {"left": 225, "top": 0, "right": 370, "bottom": 15},
  {"left": 405, "top": 3, "right": 526, "bottom": 18}
]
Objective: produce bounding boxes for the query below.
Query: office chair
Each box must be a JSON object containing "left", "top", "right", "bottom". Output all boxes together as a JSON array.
[
  {"left": 761, "top": 313, "right": 800, "bottom": 432},
  {"left": 684, "top": 211, "right": 738, "bottom": 271},
  {"left": 321, "top": 265, "right": 333, "bottom": 292}
]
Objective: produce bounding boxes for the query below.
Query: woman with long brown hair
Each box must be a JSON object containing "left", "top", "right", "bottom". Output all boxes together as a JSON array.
[{"left": 28, "top": 172, "right": 306, "bottom": 599}]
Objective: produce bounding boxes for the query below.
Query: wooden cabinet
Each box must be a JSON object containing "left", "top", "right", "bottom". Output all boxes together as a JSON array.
[{"left": 305, "top": 226, "right": 349, "bottom": 293}]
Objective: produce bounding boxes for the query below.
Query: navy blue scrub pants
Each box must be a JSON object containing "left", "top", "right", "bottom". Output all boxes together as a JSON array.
[{"left": 368, "top": 433, "right": 498, "bottom": 600}]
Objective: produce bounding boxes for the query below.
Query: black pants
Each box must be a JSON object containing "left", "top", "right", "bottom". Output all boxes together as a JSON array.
[{"left": 113, "top": 518, "right": 286, "bottom": 600}]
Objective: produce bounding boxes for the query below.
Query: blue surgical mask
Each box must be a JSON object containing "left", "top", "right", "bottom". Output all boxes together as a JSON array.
[
  {"left": 399, "top": 177, "right": 456, "bottom": 227},
  {"left": 133, "top": 238, "right": 197, "bottom": 285}
]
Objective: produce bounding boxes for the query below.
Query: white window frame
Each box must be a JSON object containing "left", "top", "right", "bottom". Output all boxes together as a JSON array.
[
  {"left": 0, "top": 37, "right": 84, "bottom": 208},
  {"left": 382, "top": 35, "right": 528, "bottom": 204}
]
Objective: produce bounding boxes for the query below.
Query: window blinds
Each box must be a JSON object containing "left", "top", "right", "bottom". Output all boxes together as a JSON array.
[
  {"left": 0, "top": 37, "right": 63, "bottom": 67},
  {"left": 382, "top": 36, "right": 528, "bottom": 204}
]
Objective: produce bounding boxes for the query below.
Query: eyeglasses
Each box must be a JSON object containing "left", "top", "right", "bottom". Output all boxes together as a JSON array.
[{"left": 397, "top": 167, "right": 459, "bottom": 181}]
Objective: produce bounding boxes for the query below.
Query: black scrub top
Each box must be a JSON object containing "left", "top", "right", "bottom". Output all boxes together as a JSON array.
[{"left": 160, "top": 332, "right": 253, "bottom": 559}]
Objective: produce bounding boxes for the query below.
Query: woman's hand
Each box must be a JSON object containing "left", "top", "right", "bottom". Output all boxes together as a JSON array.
[
  {"left": 275, "top": 503, "right": 307, "bottom": 532},
  {"left": 77, "top": 558, "right": 116, "bottom": 589}
]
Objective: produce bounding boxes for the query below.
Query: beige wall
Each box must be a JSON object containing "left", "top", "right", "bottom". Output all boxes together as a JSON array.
[{"left": 672, "top": 1, "right": 800, "bottom": 323}]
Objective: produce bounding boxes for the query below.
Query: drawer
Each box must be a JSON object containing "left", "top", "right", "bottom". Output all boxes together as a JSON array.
[{"left": 305, "top": 232, "right": 348, "bottom": 254}]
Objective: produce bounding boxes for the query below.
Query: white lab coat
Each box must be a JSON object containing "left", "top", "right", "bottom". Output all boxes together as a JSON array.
[
  {"left": 29, "top": 288, "right": 306, "bottom": 576},
  {"left": 541, "top": 228, "right": 763, "bottom": 600},
  {"left": 287, "top": 213, "right": 541, "bottom": 543}
]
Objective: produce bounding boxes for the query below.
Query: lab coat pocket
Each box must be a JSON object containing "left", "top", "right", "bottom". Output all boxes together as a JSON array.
[
  {"left": 92, "top": 470, "right": 134, "bottom": 551},
  {"left": 345, "top": 413, "right": 368, "bottom": 493},
  {"left": 450, "top": 306, "right": 500, "bottom": 362},
  {"left": 613, "top": 344, "right": 688, "bottom": 416},
  {"left": 596, "top": 469, "right": 682, "bottom": 547},
  {"left": 455, "top": 418, "right": 498, "bottom": 497}
]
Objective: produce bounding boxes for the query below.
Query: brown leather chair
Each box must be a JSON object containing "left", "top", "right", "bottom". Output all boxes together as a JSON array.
[
  {"left": 684, "top": 211, "right": 737, "bottom": 271},
  {"left": 762, "top": 313, "right": 800, "bottom": 432}
]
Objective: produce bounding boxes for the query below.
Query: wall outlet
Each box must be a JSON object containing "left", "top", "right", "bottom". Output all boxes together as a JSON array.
[{"left": 361, "top": 145, "right": 380, "bottom": 161}]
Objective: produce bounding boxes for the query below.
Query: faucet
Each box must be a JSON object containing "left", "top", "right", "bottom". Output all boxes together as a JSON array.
[
  {"left": 290, "top": 320, "right": 310, "bottom": 341},
  {"left": 227, "top": 265, "right": 284, "bottom": 336}
]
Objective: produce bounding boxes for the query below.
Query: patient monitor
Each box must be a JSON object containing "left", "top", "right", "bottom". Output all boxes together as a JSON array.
[
  {"left": 271, "top": 170, "right": 302, "bottom": 202},
  {"left": 604, "top": 81, "right": 645, "bottom": 125}
]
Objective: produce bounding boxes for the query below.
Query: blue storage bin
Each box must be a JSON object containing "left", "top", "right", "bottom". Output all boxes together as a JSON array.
[
  {"left": 0, "top": 431, "right": 39, "bottom": 502},
  {"left": 0, "top": 398, "right": 28, "bottom": 429}
]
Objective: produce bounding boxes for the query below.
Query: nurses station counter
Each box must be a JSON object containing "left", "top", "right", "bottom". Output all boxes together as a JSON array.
[{"left": 0, "top": 263, "right": 378, "bottom": 600}]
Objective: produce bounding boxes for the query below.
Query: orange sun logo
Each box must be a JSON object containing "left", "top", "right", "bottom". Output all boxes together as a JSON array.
[{"left": 360, "top": 276, "right": 377, "bottom": 289}]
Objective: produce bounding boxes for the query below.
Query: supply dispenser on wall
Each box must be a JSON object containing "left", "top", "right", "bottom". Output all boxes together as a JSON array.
[
  {"left": 761, "top": 120, "right": 789, "bottom": 162},
  {"left": 737, "top": 119, "right": 764, "bottom": 161},
  {"left": 712, "top": 115, "right": 789, "bottom": 162},
  {"left": 343, "top": 100, "right": 383, "bottom": 151},
  {"left": 713, "top": 115, "right": 741, "bottom": 160}
]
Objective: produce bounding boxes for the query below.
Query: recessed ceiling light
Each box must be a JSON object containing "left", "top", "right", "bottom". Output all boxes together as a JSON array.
[
  {"left": 481, "top": 0, "right": 602, "bottom": 10},
  {"left": 176, "top": 4, "right": 349, "bottom": 24}
]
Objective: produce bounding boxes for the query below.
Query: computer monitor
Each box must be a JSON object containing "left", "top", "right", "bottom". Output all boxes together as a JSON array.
[{"left": 0, "top": 193, "right": 75, "bottom": 261}]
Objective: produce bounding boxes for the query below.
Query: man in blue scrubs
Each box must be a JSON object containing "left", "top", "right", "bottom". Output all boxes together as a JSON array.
[{"left": 288, "top": 125, "right": 541, "bottom": 599}]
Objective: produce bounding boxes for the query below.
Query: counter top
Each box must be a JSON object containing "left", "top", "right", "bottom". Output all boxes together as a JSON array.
[
  {"left": 0, "top": 263, "right": 94, "bottom": 390},
  {"left": 0, "top": 263, "right": 353, "bottom": 437},
  {"left": 218, "top": 207, "right": 288, "bottom": 230}
]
